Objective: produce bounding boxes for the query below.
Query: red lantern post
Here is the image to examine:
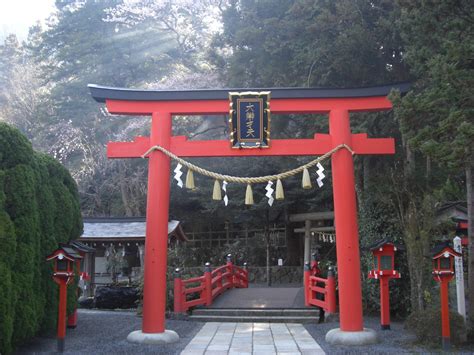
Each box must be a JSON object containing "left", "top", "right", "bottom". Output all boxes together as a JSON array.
[
  {"left": 431, "top": 242, "right": 462, "bottom": 350},
  {"left": 46, "top": 246, "right": 81, "bottom": 352},
  {"left": 368, "top": 239, "right": 402, "bottom": 330}
]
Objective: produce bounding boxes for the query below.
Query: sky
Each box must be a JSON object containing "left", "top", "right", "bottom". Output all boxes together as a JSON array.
[{"left": 0, "top": 0, "right": 55, "bottom": 41}]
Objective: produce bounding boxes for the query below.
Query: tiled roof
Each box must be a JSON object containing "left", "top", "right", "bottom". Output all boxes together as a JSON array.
[{"left": 79, "top": 219, "right": 187, "bottom": 241}]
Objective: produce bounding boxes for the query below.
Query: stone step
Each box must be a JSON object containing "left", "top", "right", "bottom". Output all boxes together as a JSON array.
[
  {"left": 188, "top": 314, "right": 320, "bottom": 323},
  {"left": 192, "top": 308, "right": 320, "bottom": 317}
]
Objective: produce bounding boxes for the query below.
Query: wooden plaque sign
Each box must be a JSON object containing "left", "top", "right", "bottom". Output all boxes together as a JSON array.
[{"left": 229, "top": 91, "right": 271, "bottom": 148}]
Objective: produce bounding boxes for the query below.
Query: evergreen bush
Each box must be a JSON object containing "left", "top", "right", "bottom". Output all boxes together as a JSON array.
[
  {"left": 0, "top": 123, "right": 82, "bottom": 354},
  {"left": 406, "top": 308, "right": 467, "bottom": 347},
  {"left": 359, "top": 192, "right": 410, "bottom": 317}
]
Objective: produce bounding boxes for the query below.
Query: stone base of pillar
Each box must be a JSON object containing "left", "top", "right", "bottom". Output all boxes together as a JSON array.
[
  {"left": 442, "top": 337, "right": 451, "bottom": 351},
  {"left": 127, "top": 330, "right": 179, "bottom": 344},
  {"left": 325, "top": 328, "right": 378, "bottom": 346}
]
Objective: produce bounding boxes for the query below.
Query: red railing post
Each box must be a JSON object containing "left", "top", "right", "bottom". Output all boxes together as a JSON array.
[
  {"left": 204, "top": 262, "right": 212, "bottom": 306},
  {"left": 226, "top": 254, "right": 234, "bottom": 288},
  {"left": 243, "top": 262, "right": 249, "bottom": 288},
  {"left": 67, "top": 260, "right": 81, "bottom": 329},
  {"left": 326, "top": 266, "right": 337, "bottom": 314},
  {"left": 304, "top": 262, "right": 310, "bottom": 307},
  {"left": 217, "top": 270, "right": 223, "bottom": 289},
  {"left": 173, "top": 268, "right": 184, "bottom": 313},
  {"left": 310, "top": 252, "right": 318, "bottom": 274},
  {"left": 67, "top": 309, "right": 78, "bottom": 329}
]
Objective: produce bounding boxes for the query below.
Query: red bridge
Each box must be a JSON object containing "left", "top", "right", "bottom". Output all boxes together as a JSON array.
[{"left": 174, "top": 255, "right": 337, "bottom": 316}]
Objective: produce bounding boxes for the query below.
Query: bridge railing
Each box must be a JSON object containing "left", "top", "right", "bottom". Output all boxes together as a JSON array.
[
  {"left": 174, "top": 254, "right": 248, "bottom": 313},
  {"left": 303, "top": 263, "right": 337, "bottom": 313}
]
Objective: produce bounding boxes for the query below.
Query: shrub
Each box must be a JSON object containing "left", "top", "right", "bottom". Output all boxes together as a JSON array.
[
  {"left": 406, "top": 307, "right": 467, "bottom": 347},
  {"left": 359, "top": 192, "right": 410, "bottom": 317},
  {"left": 0, "top": 123, "right": 82, "bottom": 354}
]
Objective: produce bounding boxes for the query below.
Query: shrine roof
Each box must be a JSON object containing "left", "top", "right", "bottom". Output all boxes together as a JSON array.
[
  {"left": 78, "top": 218, "right": 188, "bottom": 242},
  {"left": 58, "top": 243, "right": 83, "bottom": 259},
  {"left": 71, "top": 241, "right": 96, "bottom": 253},
  {"left": 430, "top": 241, "right": 458, "bottom": 257},
  {"left": 367, "top": 238, "right": 405, "bottom": 251},
  {"left": 88, "top": 82, "right": 411, "bottom": 103}
]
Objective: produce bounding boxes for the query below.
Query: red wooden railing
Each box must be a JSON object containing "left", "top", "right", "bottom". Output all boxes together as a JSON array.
[
  {"left": 304, "top": 263, "right": 337, "bottom": 313},
  {"left": 174, "top": 254, "right": 248, "bottom": 313}
]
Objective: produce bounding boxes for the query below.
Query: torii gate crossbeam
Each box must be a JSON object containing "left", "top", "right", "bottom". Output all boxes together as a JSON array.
[{"left": 89, "top": 83, "right": 409, "bottom": 345}]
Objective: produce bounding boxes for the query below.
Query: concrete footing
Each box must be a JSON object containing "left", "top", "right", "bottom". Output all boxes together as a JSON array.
[
  {"left": 325, "top": 328, "right": 378, "bottom": 346},
  {"left": 442, "top": 337, "right": 451, "bottom": 351},
  {"left": 127, "top": 330, "right": 179, "bottom": 344}
]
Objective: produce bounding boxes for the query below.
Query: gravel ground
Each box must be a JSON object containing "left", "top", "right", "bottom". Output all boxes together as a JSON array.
[
  {"left": 16, "top": 309, "right": 203, "bottom": 355},
  {"left": 305, "top": 316, "right": 474, "bottom": 354},
  {"left": 16, "top": 309, "right": 474, "bottom": 354}
]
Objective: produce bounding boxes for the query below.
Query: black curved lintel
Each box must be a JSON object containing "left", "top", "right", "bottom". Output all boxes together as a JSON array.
[{"left": 88, "top": 82, "right": 411, "bottom": 103}]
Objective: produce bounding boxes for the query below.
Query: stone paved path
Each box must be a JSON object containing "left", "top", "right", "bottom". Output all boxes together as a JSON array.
[{"left": 181, "top": 322, "right": 325, "bottom": 355}]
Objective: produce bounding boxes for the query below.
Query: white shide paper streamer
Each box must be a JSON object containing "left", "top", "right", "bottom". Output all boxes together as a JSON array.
[
  {"left": 173, "top": 163, "right": 183, "bottom": 188},
  {"left": 316, "top": 162, "right": 325, "bottom": 188},
  {"left": 222, "top": 181, "right": 229, "bottom": 206},
  {"left": 265, "top": 181, "right": 274, "bottom": 206}
]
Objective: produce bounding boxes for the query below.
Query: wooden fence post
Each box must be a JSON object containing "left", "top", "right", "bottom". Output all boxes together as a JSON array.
[
  {"left": 304, "top": 262, "right": 310, "bottom": 307},
  {"left": 326, "top": 266, "right": 337, "bottom": 314},
  {"left": 243, "top": 262, "right": 249, "bottom": 288},
  {"left": 226, "top": 253, "right": 234, "bottom": 288},
  {"left": 204, "top": 262, "right": 212, "bottom": 306},
  {"left": 173, "top": 268, "right": 184, "bottom": 313}
]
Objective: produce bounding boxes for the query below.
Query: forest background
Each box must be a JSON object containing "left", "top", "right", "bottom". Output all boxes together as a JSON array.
[{"left": 0, "top": 0, "right": 473, "bottom": 336}]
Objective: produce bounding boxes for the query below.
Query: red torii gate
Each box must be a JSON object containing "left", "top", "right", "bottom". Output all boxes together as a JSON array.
[{"left": 89, "top": 83, "right": 409, "bottom": 345}]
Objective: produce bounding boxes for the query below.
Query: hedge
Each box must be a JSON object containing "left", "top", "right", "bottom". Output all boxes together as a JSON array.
[{"left": 0, "top": 123, "right": 82, "bottom": 354}]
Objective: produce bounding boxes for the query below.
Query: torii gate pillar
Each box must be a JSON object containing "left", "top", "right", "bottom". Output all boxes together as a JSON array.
[
  {"left": 324, "top": 109, "right": 378, "bottom": 344},
  {"left": 127, "top": 112, "right": 180, "bottom": 344},
  {"left": 330, "top": 109, "right": 363, "bottom": 330},
  {"left": 89, "top": 82, "right": 410, "bottom": 346},
  {"left": 142, "top": 112, "right": 172, "bottom": 333}
]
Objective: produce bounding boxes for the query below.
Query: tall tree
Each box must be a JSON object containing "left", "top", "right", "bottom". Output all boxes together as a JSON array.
[
  {"left": 0, "top": 33, "right": 51, "bottom": 138},
  {"left": 22, "top": 0, "right": 188, "bottom": 215},
  {"left": 211, "top": 0, "right": 413, "bottom": 270},
  {"left": 212, "top": 0, "right": 410, "bottom": 87},
  {"left": 393, "top": 0, "right": 474, "bottom": 328}
]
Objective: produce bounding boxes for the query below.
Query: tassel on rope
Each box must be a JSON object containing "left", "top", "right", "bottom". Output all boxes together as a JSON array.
[
  {"left": 302, "top": 168, "right": 312, "bottom": 189},
  {"left": 276, "top": 179, "right": 284, "bottom": 200},
  {"left": 245, "top": 184, "right": 254, "bottom": 205},
  {"left": 212, "top": 180, "right": 222, "bottom": 200},
  {"left": 185, "top": 169, "right": 195, "bottom": 189}
]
